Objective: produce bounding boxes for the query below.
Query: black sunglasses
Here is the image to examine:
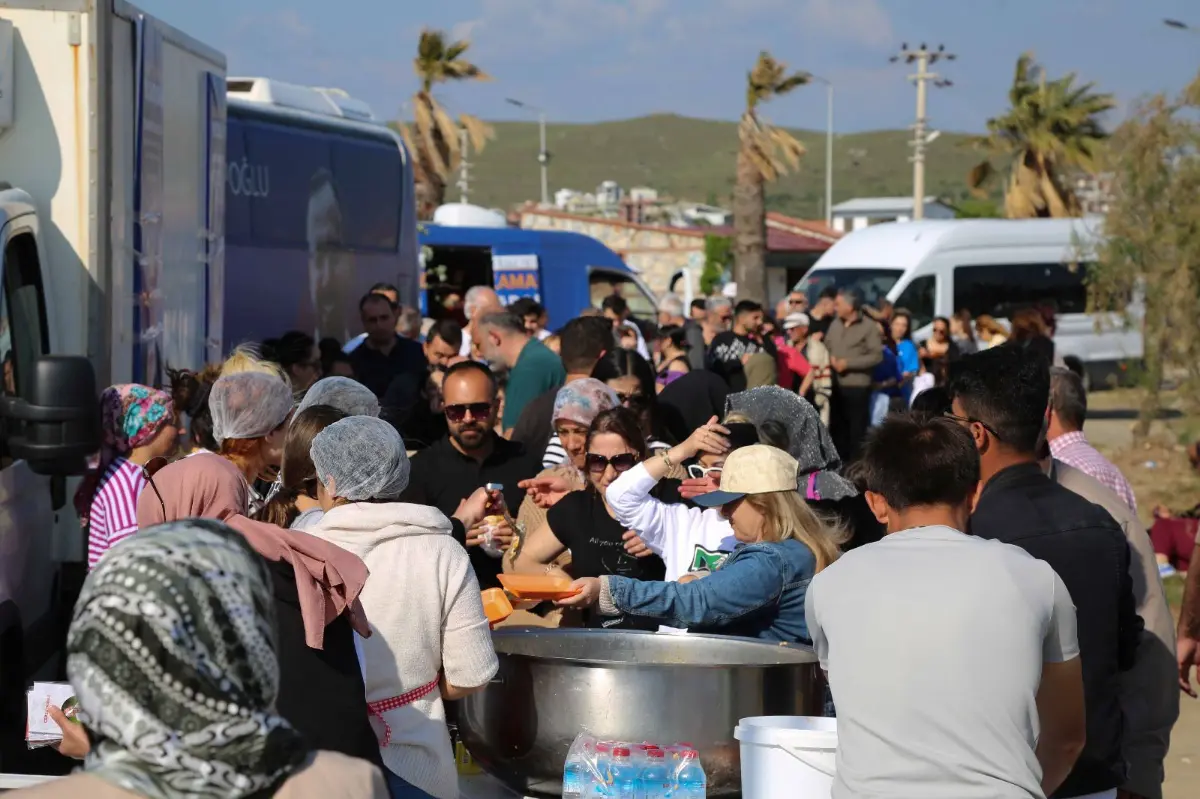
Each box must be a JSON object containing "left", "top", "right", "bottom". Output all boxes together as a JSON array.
[
  {"left": 616, "top": 391, "right": 648, "bottom": 406},
  {"left": 943, "top": 411, "right": 1000, "bottom": 440},
  {"left": 585, "top": 452, "right": 639, "bottom": 474},
  {"left": 142, "top": 455, "right": 170, "bottom": 521},
  {"left": 444, "top": 402, "right": 492, "bottom": 422}
]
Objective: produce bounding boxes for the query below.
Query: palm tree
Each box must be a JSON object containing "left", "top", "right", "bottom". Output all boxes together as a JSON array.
[
  {"left": 967, "top": 52, "right": 1114, "bottom": 218},
  {"left": 397, "top": 29, "right": 493, "bottom": 219},
  {"left": 733, "top": 52, "right": 808, "bottom": 303}
]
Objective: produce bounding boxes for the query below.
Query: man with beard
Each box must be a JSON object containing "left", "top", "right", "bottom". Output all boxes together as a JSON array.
[{"left": 401, "top": 360, "right": 542, "bottom": 588}]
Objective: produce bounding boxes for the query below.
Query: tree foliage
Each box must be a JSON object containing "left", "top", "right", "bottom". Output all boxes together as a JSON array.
[
  {"left": 702, "top": 234, "right": 733, "bottom": 296},
  {"left": 1089, "top": 73, "right": 1200, "bottom": 433},
  {"left": 967, "top": 52, "right": 1114, "bottom": 219},
  {"left": 396, "top": 29, "right": 493, "bottom": 219},
  {"left": 733, "top": 52, "right": 807, "bottom": 303}
]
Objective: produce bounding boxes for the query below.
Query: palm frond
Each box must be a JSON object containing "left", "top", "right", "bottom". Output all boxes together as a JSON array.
[{"left": 460, "top": 113, "right": 494, "bottom": 153}]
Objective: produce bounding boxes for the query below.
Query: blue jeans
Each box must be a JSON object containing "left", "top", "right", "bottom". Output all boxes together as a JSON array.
[{"left": 385, "top": 769, "right": 437, "bottom": 799}]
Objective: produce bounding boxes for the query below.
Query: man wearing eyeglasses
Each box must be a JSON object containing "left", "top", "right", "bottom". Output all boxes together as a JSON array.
[
  {"left": 401, "top": 360, "right": 543, "bottom": 589},
  {"left": 949, "top": 345, "right": 1142, "bottom": 799}
]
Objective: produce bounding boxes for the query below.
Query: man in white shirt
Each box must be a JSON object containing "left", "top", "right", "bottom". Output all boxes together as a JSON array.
[{"left": 806, "top": 414, "right": 1087, "bottom": 799}]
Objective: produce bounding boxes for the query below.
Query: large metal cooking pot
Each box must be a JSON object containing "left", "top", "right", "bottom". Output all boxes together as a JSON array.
[{"left": 457, "top": 629, "right": 823, "bottom": 797}]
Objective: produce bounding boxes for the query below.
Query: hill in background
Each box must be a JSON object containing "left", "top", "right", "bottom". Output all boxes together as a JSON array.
[{"left": 439, "top": 113, "right": 988, "bottom": 219}]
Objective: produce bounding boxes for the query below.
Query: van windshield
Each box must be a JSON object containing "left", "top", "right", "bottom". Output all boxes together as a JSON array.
[{"left": 798, "top": 269, "right": 904, "bottom": 308}]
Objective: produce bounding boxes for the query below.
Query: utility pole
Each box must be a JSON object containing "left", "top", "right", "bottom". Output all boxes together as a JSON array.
[
  {"left": 890, "top": 43, "right": 954, "bottom": 220},
  {"left": 808, "top": 74, "right": 835, "bottom": 227},
  {"left": 457, "top": 127, "right": 470, "bottom": 204},
  {"left": 506, "top": 97, "right": 552, "bottom": 206}
]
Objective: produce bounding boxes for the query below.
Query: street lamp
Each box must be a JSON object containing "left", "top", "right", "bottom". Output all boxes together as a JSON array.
[
  {"left": 506, "top": 97, "right": 550, "bottom": 206},
  {"left": 806, "top": 74, "right": 835, "bottom": 227}
]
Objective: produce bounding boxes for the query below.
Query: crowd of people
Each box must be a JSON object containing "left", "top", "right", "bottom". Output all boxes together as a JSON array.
[{"left": 27, "top": 279, "right": 1196, "bottom": 799}]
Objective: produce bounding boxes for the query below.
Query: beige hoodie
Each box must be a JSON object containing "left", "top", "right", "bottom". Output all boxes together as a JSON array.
[{"left": 309, "top": 502, "right": 498, "bottom": 799}]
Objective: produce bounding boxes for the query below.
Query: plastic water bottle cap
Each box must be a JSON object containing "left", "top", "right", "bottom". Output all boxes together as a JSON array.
[
  {"left": 676, "top": 742, "right": 694, "bottom": 747},
  {"left": 613, "top": 747, "right": 631, "bottom": 757},
  {"left": 597, "top": 743, "right": 612, "bottom": 754},
  {"left": 681, "top": 749, "right": 698, "bottom": 758},
  {"left": 646, "top": 749, "right": 665, "bottom": 759}
]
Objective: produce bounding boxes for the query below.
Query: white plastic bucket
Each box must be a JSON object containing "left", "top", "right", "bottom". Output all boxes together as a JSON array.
[{"left": 734, "top": 716, "right": 838, "bottom": 799}]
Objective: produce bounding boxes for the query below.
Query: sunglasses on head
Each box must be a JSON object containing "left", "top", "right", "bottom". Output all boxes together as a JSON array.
[
  {"left": 142, "top": 456, "right": 171, "bottom": 521},
  {"left": 585, "top": 452, "right": 639, "bottom": 474},
  {"left": 444, "top": 402, "right": 492, "bottom": 422}
]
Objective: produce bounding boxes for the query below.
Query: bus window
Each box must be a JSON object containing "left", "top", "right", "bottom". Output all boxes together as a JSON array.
[
  {"left": 799, "top": 268, "right": 904, "bottom": 309},
  {"left": 953, "top": 263, "right": 1088, "bottom": 319},
  {"left": 0, "top": 233, "right": 50, "bottom": 465},
  {"left": 589, "top": 271, "right": 655, "bottom": 319},
  {"left": 893, "top": 275, "right": 936, "bottom": 331}
]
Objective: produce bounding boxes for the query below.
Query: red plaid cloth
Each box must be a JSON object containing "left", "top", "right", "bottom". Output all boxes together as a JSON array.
[{"left": 367, "top": 676, "right": 440, "bottom": 746}]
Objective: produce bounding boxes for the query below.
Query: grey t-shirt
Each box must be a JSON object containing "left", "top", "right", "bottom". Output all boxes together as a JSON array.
[{"left": 805, "top": 525, "right": 1079, "bottom": 799}]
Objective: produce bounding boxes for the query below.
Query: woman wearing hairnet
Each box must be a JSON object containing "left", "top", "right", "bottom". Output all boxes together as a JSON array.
[
  {"left": 210, "top": 371, "right": 295, "bottom": 515},
  {"left": 307, "top": 417, "right": 498, "bottom": 799}
]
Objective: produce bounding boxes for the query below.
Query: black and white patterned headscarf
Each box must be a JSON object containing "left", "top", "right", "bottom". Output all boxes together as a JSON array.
[
  {"left": 726, "top": 386, "right": 858, "bottom": 502},
  {"left": 68, "top": 519, "right": 306, "bottom": 798}
]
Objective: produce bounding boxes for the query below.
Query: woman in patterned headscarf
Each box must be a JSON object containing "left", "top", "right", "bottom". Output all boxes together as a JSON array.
[
  {"left": 12, "top": 518, "right": 387, "bottom": 799},
  {"left": 74, "top": 384, "right": 180, "bottom": 569}
]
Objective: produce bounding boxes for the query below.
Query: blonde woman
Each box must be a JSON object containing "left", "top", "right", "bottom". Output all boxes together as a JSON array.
[{"left": 561, "top": 444, "right": 846, "bottom": 643}]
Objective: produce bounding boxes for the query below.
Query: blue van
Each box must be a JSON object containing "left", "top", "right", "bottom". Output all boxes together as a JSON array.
[{"left": 419, "top": 225, "right": 658, "bottom": 330}]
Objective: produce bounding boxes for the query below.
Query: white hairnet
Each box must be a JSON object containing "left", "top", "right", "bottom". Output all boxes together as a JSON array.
[
  {"left": 297, "top": 377, "right": 380, "bottom": 417},
  {"left": 311, "top": 416, "right": 410, "bottom": 501},
  {"left": 209, "top": 372, "right": 294, "bottom": 446}
]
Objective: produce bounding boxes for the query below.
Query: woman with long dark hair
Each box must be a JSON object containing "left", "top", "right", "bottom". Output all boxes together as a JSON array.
[
  {"left": 508, "top": 407, "right": 667, "bottom": 629},
  {"left": 655, "top": 324, "right": 692, "bottom": 389},
  {"left": 256, "top": 404, "right": 348, "bottom": 530},
  {"left": 592, "top": 349, "right": 672, "bottom": 452}
]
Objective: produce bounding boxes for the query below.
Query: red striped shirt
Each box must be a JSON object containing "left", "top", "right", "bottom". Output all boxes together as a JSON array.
[{"left": 87, "top": 458, "right": 147, "bottom": 569}]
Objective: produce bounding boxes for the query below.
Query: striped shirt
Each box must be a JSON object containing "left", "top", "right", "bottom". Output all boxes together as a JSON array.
[
  {"left": 86, "top": 458, "right": 147, "bottom": 569},
  {"left": 1049, "top": 430, "right": 1138, "bottom": 512},
  {"left": 542, "top": 435, "right": 670, "bottom": 469}
]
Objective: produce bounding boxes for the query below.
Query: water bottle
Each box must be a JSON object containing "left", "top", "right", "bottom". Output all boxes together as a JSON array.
[
  {"left": 592, "top": 742, "right": 614, "bottom": 798},
  {"left": 563, "top": 739, "right": 590, "bottom": 799},
  {"left": 609, "top": 747, "right": 640, "bottom": 799},
  {"left": 480, "top": 483, "right": 508, "bottom": 558},
  {"left": 637, "top": 748, "right": 670, "bottom": 799},
  {"left": 675, "top": 750, "right": 707, "bottom": 799}
]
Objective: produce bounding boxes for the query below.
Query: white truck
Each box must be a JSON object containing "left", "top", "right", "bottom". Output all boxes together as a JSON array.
[{"left": 0, "top": 1, "right": 224, "bottom": 764}]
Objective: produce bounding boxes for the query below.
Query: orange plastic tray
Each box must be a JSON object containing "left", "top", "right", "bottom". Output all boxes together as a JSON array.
[
  {"left": 497, "top": 574, "right": 580, "bottom": 601},
  {"left": 481, "top": 588, "right": 513, "bottom": 626}
]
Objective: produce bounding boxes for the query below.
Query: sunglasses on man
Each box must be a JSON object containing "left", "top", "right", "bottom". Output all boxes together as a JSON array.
[
  {"left": 585, "top": 452, "right": 639, "bottom": 474},
  {"left": 444, "top": 402, "right": 493, "bottom": 423}
]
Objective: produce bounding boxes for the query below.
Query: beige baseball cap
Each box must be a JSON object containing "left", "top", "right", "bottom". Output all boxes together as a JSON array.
[{"left": 694, "top": 444, "right": 799, "bottom": 507}]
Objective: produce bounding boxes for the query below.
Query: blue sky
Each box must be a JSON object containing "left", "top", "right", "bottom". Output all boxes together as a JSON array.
[{"left": 138, "top": 0, "right": 1200, "bottom": 134}]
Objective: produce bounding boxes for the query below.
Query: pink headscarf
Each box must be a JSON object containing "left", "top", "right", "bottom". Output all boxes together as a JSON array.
[
  {"left": 75, "top": 383, "right": 174, "bottom": 525},
  {"left": 135, "top": 453, "right": 370, "bottom": 649}
]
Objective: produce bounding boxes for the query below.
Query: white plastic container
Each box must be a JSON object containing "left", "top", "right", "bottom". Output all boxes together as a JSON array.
[{"left": 734, "top": 716, "right": 838, "bottom": 799}]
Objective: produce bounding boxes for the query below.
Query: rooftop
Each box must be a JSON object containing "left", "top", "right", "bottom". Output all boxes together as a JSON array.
[{"left": 831, "top": 196, "right": 949, "bottom": 215}]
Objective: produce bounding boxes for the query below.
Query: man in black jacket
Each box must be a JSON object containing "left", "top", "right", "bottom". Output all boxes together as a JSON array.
[{"left": 949, "top": 344, "right": 1142, "bottom": 799}]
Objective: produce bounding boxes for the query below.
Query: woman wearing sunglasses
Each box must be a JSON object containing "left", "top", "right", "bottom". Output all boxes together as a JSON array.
[
  {"left": 592, "top": 349, "right": 673, "bottom": 455},
  {"left": 75, "top": 384, "right": 182, "bottom": 570},
  {"left": 508, "top": 407, "right": 666, "bottom": 630},
  {"left": 558, "top": 445, "right": 846, "bottom": 644}
]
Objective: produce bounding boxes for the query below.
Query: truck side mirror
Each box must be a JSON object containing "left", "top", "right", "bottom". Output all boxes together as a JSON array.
[{"left": 0, "top": 356, "right": 99, "bottom": 475}]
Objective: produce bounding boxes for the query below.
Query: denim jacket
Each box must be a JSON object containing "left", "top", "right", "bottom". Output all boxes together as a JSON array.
[{"left": 601, "top": 538, "right": 817, "bottom": 643}]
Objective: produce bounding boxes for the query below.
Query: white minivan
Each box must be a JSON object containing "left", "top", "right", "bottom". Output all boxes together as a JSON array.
[{"left": 798, "top": 218, "right": 1142, "bottom": 385}]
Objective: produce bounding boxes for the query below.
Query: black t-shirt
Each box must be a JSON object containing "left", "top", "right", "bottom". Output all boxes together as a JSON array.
[
  {"left": 401, "top": 435, "right": 543, "bottom": 589},
  {"left": 546, "top": 489, "right": 666, "bottom": 630},
  {"left": 347, "top": 335, "right": 427, "bottom": 399},
  {"left": 706, "top": 331, "right": 775, "bottom": 391}
]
